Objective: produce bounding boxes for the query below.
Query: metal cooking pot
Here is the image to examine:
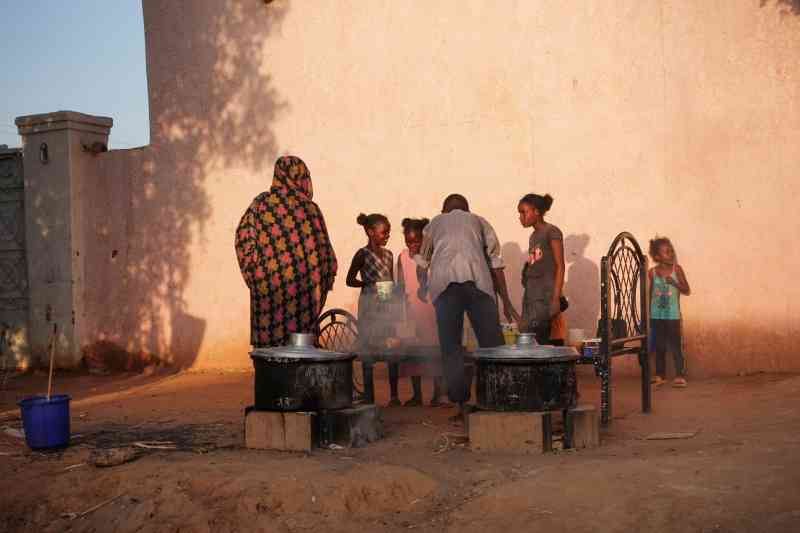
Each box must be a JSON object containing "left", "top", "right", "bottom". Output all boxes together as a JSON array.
[
  {"left": 250, "top": 333, "right": 355, "bottom": 411},
  {"left": 471, "top": 340, "right": 580, "bottom": 412}
]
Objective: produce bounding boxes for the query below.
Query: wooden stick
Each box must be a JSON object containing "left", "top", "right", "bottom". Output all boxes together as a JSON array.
[
  {"left": 132, "top": 441, "right": 177, "bottom": 450},
  {"left": 62, "top": 493, "right": 126, "bottom": 520},
  {"left": 46, "top": 323, "right": 57, "bottom": 401},
  {"left": 79, "top": 493, "right": 125, "bottom": 517}
]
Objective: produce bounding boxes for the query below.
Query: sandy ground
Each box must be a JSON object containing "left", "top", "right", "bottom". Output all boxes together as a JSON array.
[{"left": 1, "top": 366, "right": 799, "bottom": 533}]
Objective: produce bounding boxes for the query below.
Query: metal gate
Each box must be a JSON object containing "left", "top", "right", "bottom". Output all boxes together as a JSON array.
[{"left": 0, "top": 147, "right": 29, "bottom": 371}]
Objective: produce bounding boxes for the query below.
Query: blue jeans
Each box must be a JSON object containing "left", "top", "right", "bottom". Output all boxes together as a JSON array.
[{"left": 433, "top": 282, "right": 504, "bottom": 403}]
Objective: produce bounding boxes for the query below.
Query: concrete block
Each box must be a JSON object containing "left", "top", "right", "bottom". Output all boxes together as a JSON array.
[
  {"left": 326, "top": 404, "right": 384, "bottom": 448},
  {"left": 245, "top": 408, "right": 317, "bottom": 452},
  {"left": 468, "top": 411, "right": 552, "bottom": 453},
  {"left": 566, "top": 404, "right": 599, "bottom": 449}
]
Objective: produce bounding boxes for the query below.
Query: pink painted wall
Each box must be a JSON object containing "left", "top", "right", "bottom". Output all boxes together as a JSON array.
[{"left": 81, "top": 0, "right": 800, "bottom": 375}]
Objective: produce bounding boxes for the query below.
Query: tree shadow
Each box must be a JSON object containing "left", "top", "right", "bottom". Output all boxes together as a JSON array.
[
  {"left": 82, "top": 1, "right": 290, "bottom": 370},
  {"left": 760, "top": 0, "right": 800, "bottom": 16},
  {"left": 563, "top": 234, "right": 600, "bottom": 337}
]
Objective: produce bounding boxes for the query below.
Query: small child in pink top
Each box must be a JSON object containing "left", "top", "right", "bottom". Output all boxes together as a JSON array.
[{"left": 389, "top": 218, "right": 444, "bottom": 406}]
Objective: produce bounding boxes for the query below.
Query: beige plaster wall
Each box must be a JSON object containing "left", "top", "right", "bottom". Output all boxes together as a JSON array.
[{"left": 83, "top": 0, "right": 799, "bottom": 375}]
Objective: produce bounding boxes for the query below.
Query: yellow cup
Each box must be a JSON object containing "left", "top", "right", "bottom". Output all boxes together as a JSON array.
[
  {"left": 502, "top": 330, "right": 518, "bottom": 345},
  {"left": 501, "top": 323, "right": 519, "bottom": 345}
]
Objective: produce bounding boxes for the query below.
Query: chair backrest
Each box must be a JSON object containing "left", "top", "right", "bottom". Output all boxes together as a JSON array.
[
  {"left": 600, "top": 232, "right": 648, "bottom": 348},
  {"left": 313, "top": 309, "right": 359, "bottom": 353}
]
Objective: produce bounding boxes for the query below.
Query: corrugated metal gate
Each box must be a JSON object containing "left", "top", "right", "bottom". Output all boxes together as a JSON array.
[{"left": 0, "top": 147, "right": 29, "bottom": 372}]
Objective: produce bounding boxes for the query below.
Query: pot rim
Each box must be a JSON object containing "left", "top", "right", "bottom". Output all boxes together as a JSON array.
[
  {"left": 250, "top": 346, "right": 356, "bottom": 362},
  {"left": 470, "top": 344, "right": 580, "bottom": 363}
]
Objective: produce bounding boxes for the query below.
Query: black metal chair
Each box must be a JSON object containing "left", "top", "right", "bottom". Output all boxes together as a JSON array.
[
  {"left": 312, "top": 308, "right": 362, "bottom": 398},
  {"left": 579, "top": 232, "right": 651, "bottom": 426}
]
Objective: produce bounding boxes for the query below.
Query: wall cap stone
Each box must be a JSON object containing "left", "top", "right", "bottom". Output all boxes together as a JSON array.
[{"left": 15, "top": 111, "right": 113, "bottom": 136}]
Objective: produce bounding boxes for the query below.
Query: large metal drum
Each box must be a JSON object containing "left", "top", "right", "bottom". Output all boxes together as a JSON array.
[
  {"left": 250, "top": 333, "right": 355, "bottom": 411},
  {"left": 472, "top": 335, "right": 579, "bottom": 412}
]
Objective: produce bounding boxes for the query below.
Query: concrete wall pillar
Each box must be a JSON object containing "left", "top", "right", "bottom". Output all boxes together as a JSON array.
[{"left": 15, "top": 111, "right": 112, "bottom": 367}]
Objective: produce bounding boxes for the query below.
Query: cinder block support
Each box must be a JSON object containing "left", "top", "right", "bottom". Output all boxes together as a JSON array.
[
  {"left": 325, "top": 404, "right": 384, "bottom": 448},
  {"left": 15, "top": 111, "right": 112, "bottom": 366},
  {"left": 468, "top": 411, "right": 552, "bottom": 453},
  {"left": 245, "top": 409, "right": 317, "bottom": 452},
  {"left": 565, "top": 404, "right": 600, "bottom": 449}
]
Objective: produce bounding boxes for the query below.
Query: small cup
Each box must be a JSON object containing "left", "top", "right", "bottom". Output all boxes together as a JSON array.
[
  {"left": 375, "top": 281, "right": 394, "bottom": 301},
  {"left": 501, "top": 323, "right": 518, "bottom": 345},
  {"left": 517, "top": 332, "right": 537, "bottom": 345},
  {"left": 568, "top": 328, "right": 586, "bottom": 347}
]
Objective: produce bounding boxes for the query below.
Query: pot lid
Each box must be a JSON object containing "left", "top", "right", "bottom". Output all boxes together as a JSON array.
[
  {"left": 471, "top": 335, "right": 580, "bottom": 362},
  {"left": 250, "top": 333, "right": 355, "bottom": 362}
]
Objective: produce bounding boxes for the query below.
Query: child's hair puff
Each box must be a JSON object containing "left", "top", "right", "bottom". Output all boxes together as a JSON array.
[
  {"left": 519, "top": 193, "right": 554, "bottom": 213},
  {"left": 357, "top": 213, "right": 390, "bottom": 229},
  {"left": 401, "top": 217, "right": 430, "bottom": 234},
  {"left": 648, "top": 236, "right": 674, "bottom": 261}
]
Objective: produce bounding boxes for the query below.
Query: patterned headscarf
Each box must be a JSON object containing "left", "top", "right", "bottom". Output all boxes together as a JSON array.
[{"left": 272, "top": 155, "right": 313, "bottom": 200}]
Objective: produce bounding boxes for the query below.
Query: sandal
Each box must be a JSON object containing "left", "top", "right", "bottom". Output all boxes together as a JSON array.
[
  {"left": 651, "top": 375, "right": 666, "bottom": 386},
  {"left": 386, "top": 398, "right": 401, "bottom": 407},
  {"left": 673, "top": 377, "right": 688, "bottom": 388},
  {"left": 403, "top": 397, "right": 422, "bottom": 407}
]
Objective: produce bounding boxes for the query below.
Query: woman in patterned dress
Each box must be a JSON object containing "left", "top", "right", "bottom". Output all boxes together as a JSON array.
[{"left": 235, "top": 155, "right": 338, "bottom": 347}]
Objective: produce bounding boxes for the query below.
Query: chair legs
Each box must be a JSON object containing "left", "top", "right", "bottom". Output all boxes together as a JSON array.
[{"left": 600, "top": 358, "right": 611, "bottom": 427}]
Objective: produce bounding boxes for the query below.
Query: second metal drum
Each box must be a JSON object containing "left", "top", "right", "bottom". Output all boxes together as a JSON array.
[{"left": 471, "top": 341, "right": 580, "bottom": 412}]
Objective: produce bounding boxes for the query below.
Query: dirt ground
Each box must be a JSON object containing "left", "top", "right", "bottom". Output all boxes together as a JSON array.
[{"left": 1, "top": 365, "right": 799, "bottom": 533}]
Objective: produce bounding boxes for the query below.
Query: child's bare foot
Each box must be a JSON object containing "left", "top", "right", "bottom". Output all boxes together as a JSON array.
[
  {"left": 386, "top": 398, "right": 401, "bottom": 407},
  {"left": 403, "top": 397, "right": 422, "bottom": 407},
  {"left": 651, "top": 375, "right": 666, "bottom": 386},
  {"left": 673, "top": 377, "right": 688, "bottom": 388}
]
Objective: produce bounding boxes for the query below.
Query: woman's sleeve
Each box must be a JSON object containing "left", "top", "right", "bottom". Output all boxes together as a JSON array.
[
  {"left": 234, "top": 205, "right": 259, "bottom": 289},
  {"left": 317, "top": 207, "right": 338, "bottom": 289}
]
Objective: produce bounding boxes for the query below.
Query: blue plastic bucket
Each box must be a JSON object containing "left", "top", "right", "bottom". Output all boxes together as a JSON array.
[{"left": 18, "top": 394, "right": 71, "bottom": 449}]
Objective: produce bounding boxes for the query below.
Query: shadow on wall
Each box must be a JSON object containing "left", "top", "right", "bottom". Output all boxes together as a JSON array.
[
  {"left": 563, "top": 234, "right": 600, "bottom": 337},
  {"left": 501, "top": 242, "right": 525, "bottom": 316},
  {"left": 760, "top": 0, "right": 800, "bottom": 16},
  {"left": 84, "top": 1, "right": 290, "bottom": 371}
]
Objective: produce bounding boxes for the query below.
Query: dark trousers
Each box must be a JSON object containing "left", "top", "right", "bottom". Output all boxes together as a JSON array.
[
  {"left": 652, "top": 319, "right": 685, "bottom": 377},
  {"left": 434, "top": 282, "right": 505, "bottom": 403},
  {"left": 532, "top": 320, "right": 552, "bottom": 346}
]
